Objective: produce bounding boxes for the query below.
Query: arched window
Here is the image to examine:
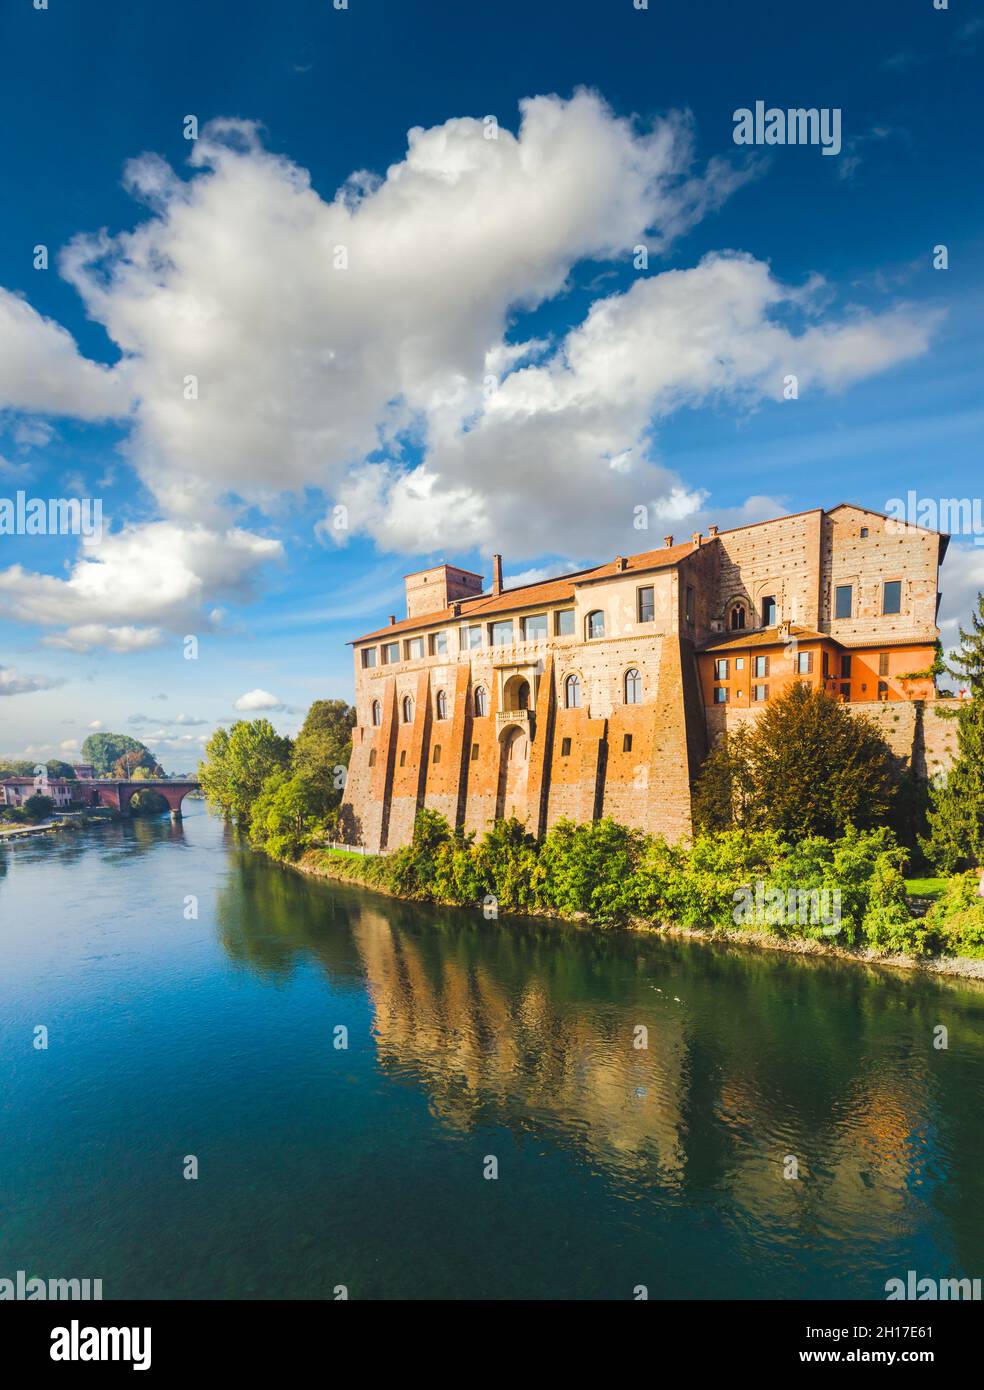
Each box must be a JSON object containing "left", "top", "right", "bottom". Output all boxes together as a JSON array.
[
  {"left": 474, "top": 686, "right": 488, "bottom": 717},
  {"left": 730, "top": 603, "right": 746, "bottom": 631},
  {"left": 436, "top": 690, "right": 448, "bottom": 721},
  {"left": 564, "top": 674, "right": 581, "bottom": 709},
  {"left": 624, "top": 668, "right": 642, "bottom": 704},
  {"left": 586, "top": 610, "right": 605, "bottom": 639},
  {"left": 371, "top": 699, "right": 382, "bottom": 727},
  {"left": 402, "top": 695, "right": 414, "bottom": 723}
]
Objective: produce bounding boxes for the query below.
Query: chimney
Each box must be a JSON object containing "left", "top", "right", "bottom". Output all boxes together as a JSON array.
[
  {"left": 492, "top": 553, "right": 503, "bottom": 596},
  {"left": 708, "top": 524, "right": 719, "bottom": 537},
  {"left": 389, "top": 615, "right": 396, "bottom": 625},
  {"left": 692, "top": 531, "right": 702, "bottom": 547},
  {"left": 451, "top": 600, "right": 461, "bottom": 617},
  {"left": 615, "top": 555, "right": 626, "bottom": 572},
  {"left": 664, "top": 535, "right": 674, "bottom": 548}
]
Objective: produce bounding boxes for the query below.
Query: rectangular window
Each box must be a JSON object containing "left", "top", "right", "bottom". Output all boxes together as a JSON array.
[
  {"left": 685, "top": 585, "right": 695, "bottom": 624},
  {"left": 754, "top": 655, "right": 769, "bottom": 678},
  {"left": 877, "top": 681, "right": 889, "bottom": 701},
  {"left": 860, "top": 526, "right": 869, "bottom": 538},
  {"left": 470, "top": 743, "right": 479, "bottom": 761},
  {"left": 399, "top": 750, "right": 406, "bottom": 767},
  {"left": 796, "top": 651, "right": 813, "bottom": 675},
  {"left": 822, "top": 652, "right": 830, "bottom": 678},
  {"left": 561, "top": 737, "right": 572, "bottom": 757},
  {"left": 522, "top": 613, "right": 548, "bottom": 641},
  {"left": 879, "top": 652, "right": 889, "bottom": 676},
  {"left": 714, "top": 658, "right": 729, "bottom": 680},
  {"left": 713, "top": 687, "right": 729, "bottom": 704},
  {"left": 638, "top": 586, "right": 655, "bottom": 623},
  {"left": 361, "top": 647, "right": 377, "bottom": 669},
  {"left": 429, "top": 631, "right": 448, "bottom": 657},
  {"left": 433, "top": 745, "right": 441, "bottom": 765},
  {"left": 761, "top": 595, "right": 777, "bottom": 625},
  {"left": 753, "top": 684, "right": 768, "bottom": 703},
  {"left": 382, "top": 641, "right": 400, "bottom": 665},
  {"left": 555, "top": 609, "right": 575, "bottom": 636},
  {"left": 405, "top": 636, "right": 424, "bottom": 660},
  {"left": 490, "top": 620, "right": 514, "bottom": 647},
  {"left": 735, "top": 657, "right": 744, "bottom": 671},
  {"left": 841, "top": 654, "right": 852, "bottom": 677},
  {"left": 368, "top": 749, "right": 376, "bottom": 767},
  {"left": 462, "top": 625, "right": 483, "bottom": 651},
  {"left": 883, "top": 580, "right": 902, "bottom": 615},
  {"left": 835, "top": 584, "right": 853, "bottom": 620},
  {"left": 622, "top": 733, "right": 633, "bottom": 753}
]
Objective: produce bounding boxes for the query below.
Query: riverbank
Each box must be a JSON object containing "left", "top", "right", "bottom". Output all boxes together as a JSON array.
[
  {"left": 0, "top": 810, "right": 119, "bottom": 842},
  {"left": 295, "top": 846, "right": 984, "bottom": 984}
]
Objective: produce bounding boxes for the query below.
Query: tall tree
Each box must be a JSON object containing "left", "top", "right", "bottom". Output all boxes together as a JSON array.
[
  {"left": 922, "top": 596, "right": 984, "bottom": 871},
  {"left": 693, "top": 683, "right": 898, "bottom": 840},
  {"left": 198, "top": 719, "right": 293, "bottom": 828},
  {"left": 82, "top": 732, "right": 163, "bottom": 777},
  {"left": 945, "top": 592, "right": 984, "bottom": 694},
  {"left": 291, "top": 699, "right": 356, "bottom": 814}
]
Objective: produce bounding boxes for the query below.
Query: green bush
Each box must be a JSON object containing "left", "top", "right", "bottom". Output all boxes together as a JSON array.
[
  {"left": 536, "top": 818, "right": 646, "bottom": 924},
  {"left": 271, "top": 807, "right": 984, "bottom": 962},
  {"left": 921, "top": 873, "right": 984, "bottom": 958}
]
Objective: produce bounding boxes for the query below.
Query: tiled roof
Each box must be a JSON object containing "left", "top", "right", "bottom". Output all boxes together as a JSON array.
[
  {"left": 699, "top": 624, "right": 827, "bottom": 652},
  {"left": 352, "top": 539, "right": 706, "bottom": 643},
  {"left": 701, "top": 625, "right": 940, "bottom": 653},
  {"left": 836, "top": 633, "right": 939, "bottom": 649}
]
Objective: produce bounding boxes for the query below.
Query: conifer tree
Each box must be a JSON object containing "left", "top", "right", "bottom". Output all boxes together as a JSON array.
[
  {"left": 923, "top": 593, "right": 984, "bottom": 871},
  {"left": 945, "top": 592, "right": 984, "bottom": 694}
]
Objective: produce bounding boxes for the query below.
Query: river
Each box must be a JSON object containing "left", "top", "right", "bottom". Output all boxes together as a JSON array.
[{"left": 2, "top": 809, "right": 982, "bottom": 1299}]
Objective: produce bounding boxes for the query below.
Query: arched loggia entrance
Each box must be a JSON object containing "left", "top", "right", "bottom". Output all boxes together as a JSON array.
[
  {"left": 495, "top": 725, "right": 530, "bottom": 824},
  {"left": 502, "top": 674, "right": 531, "bottom": 712}
]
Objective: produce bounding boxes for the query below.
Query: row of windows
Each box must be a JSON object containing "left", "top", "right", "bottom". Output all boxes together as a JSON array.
[
  {"left": 368, "top": 668, "right": 647, "bottom": 726},
  {"left": 834, "top": 579, "right": 902, "bottom": 620},
  {"left": 370, "top": 742, "right": 485, "bottom": 768},
  {"left": 715, "top": 679, "right": 893, "bottom": 706},
  {"left": 713, "top": 653, "right": 780, "bottom": 681},
  {"left": 371, "top": 733, "right": 641, "bottom": 768},
  {"left": 360, "top": 588, "right": 675, "bottom": 669},
  {"left": 714, "top": 685, "right": 770, "bottom": 704},
  {"left": 726, "top": 580, "right": 903, "bottom": 634},
  {"left": 714, "top": 649, "right": 883, "bottom": 684}
]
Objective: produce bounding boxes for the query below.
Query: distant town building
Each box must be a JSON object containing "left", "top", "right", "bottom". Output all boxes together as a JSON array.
[
  {"left": 0, "top": 777, "right": 75, "bottom": 809},
  {"left": 340, "top": 504, "right": 959, "bottom": 851}
]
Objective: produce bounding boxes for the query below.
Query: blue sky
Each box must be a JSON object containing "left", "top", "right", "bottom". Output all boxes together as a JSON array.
[{"left": 1, "top": 0, "right": 982, "bottom": 769}]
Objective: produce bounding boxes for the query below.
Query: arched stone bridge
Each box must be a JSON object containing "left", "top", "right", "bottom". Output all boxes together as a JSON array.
[{"left": 77, "top": 779, "right": 200, "bottom": 820}]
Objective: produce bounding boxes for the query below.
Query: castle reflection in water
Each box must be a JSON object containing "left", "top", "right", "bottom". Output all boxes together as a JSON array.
[{"left": 216, "top": 851, "right": 984, "bottom": 1279}]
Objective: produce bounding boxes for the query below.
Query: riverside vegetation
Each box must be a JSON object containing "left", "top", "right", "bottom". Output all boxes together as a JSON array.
[{"left": 197, "top": 597, "right": 984, "bottom": 964}]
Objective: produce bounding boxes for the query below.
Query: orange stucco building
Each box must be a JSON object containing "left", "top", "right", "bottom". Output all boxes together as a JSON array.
[{"left": 339, "top": 503, "right": 957, "bottom": 851}]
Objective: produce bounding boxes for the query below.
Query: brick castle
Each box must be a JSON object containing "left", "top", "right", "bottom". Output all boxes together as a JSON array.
[{"left": 340, "top": 504, "right": 958, "bottom": 851}]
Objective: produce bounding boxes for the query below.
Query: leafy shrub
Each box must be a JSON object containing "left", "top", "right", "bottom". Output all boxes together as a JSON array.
[
  {"left": 922, "top": 873, "right": 984, "bottom": 958},
  {"left": 536, "top": 818, "right": 646, "bottom": 924}
]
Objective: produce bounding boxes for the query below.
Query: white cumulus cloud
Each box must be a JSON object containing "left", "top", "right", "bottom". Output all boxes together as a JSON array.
[
  {"left": 234, "top": 688, "right": 285, "bottom": 712},
  {"left": 0, "top": 288, "right": 128, "bottom": 420},
  {"left": 0, "top": 90, "right": 941, "bottom": 571},
  {"left": 0, "top": 521, "right": 283, "bottom": 650}
]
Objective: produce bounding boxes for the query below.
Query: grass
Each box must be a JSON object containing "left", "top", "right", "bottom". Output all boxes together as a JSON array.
[{"left": 905, "top": 877, "right": 947, "bottom": 899}]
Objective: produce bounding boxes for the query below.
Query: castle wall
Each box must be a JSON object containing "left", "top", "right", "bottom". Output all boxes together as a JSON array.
[
  {"left": 340, "top": 506, "right": 951, "bottom": 852},
  {"left": 819, "top": 506, "right": 941, "bottom": 642},
  {"left": 712, "top": 510, "right": 824, "bottom": 632}
]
